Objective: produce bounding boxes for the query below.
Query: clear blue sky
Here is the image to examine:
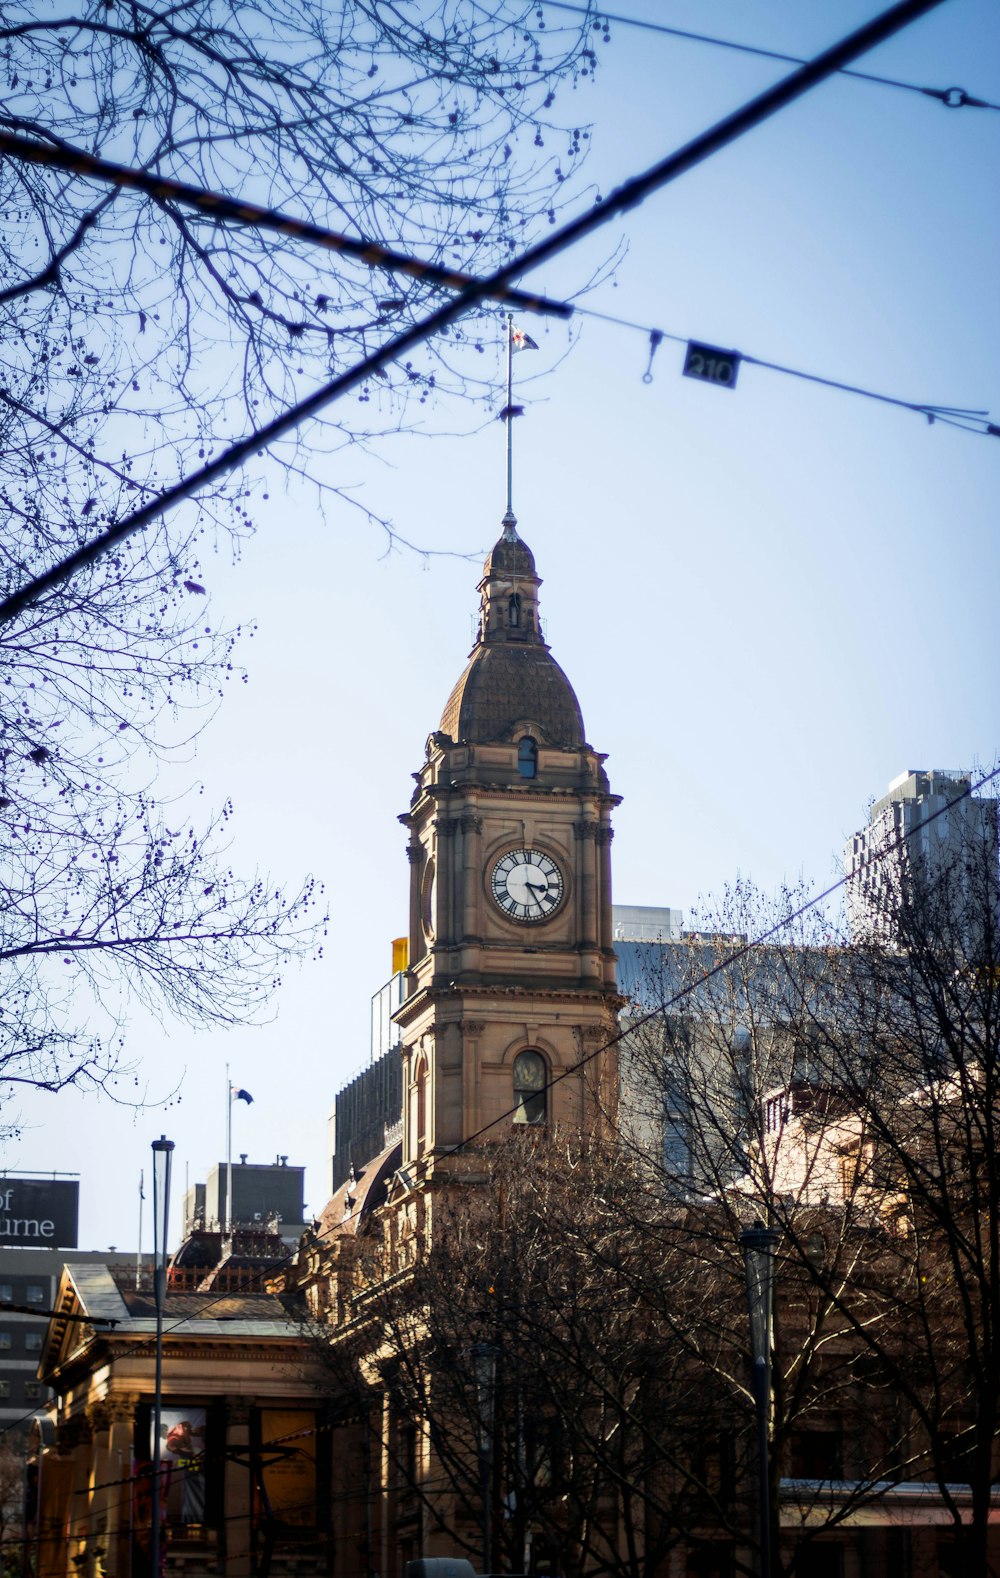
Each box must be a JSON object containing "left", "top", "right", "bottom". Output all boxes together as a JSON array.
[{"left": 8, "top": 0, "right": 998, "bottom": 1250}]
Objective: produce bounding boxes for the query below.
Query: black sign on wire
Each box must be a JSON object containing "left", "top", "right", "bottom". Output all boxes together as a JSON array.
[{"left": 683, "top": 341, "right": 741, "bottom": 389}]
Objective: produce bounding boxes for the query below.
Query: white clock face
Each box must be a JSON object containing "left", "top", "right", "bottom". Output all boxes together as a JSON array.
[{"left": 490, "top": 848, "right": 565, "bottom": 923}]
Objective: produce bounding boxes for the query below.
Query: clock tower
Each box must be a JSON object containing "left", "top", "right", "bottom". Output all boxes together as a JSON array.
[{"left": 396, "top": 518, "right": 620, "bottom": 1180}]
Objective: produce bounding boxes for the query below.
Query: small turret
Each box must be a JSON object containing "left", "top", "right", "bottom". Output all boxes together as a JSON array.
[{"left": 439, "top": 522, "right": 584, "bottom": 748}]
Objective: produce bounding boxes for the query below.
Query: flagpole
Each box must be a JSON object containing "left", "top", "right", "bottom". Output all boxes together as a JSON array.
[
  {"left": 503, "top": 312, "right": 516, "bottom": 533},
  {"left": 136, "top": 1171, "right": 143, "bottom": 1291},
  {"left": 225, "top": 1063, "right": 233, "bottom": 1238}
]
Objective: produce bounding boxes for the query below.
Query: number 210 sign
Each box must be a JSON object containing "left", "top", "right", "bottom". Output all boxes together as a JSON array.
[{"left": 683, "top": 341, "right": 741, "bottom": 389}]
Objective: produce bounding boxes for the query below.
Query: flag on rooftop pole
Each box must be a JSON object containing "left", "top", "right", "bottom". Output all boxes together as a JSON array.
[
  {"left": 510, "top": 325, "right": 539, "bottom": 351},
  {"left": 225, "top": 1067, "right": 253, "bottom": 1236},
  {"left": 501, "top": 318, "right": 538, "bottom": 531}
]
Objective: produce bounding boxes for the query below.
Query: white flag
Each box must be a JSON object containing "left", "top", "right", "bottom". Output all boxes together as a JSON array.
[{"left": 510, "top": 325, "right": 539, "bottom": 351}]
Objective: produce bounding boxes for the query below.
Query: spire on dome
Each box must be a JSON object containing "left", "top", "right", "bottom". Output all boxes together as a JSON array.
[
  {"left": 477, "top": 524, "right": 540, "bottom": 647},
  {"left": 437, "top": 526, "right": 585, "bottom": 749},
  {"left": 499, "top": 313, "right": 538, "bottom": 537},
  {"left": 436, "top": 319, "right": 583, "bottom": 749}
]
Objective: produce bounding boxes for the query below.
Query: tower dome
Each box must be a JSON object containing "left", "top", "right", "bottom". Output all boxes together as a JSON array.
[{"left": 439, "top": 522, "right": 584, "bottom": 748}]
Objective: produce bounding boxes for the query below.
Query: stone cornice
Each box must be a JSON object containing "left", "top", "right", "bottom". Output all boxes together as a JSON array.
[
  {"left": 103, "top": 1335, "right": 312, "bottom": 1364},
  {"left": 405, "top": 784, "right": 622, "bottom": 817},
  {"left": 396, "top": 981, "right": 623, "bottom": 1026}
]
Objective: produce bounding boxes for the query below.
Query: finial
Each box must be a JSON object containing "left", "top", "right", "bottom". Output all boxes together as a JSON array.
[{"left": 501, "top": 507, "right": 518, "bottom": 540}]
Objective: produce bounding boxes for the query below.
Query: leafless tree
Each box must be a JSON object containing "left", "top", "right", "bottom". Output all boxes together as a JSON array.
[
  {"left": 2, "top": 0, "right": 600, "bottom": 544},
  {"left": 0, "top": 1435, "right": 27, "bottom": 1577},
  {"left": 298, "top": 1135, "right": 780, "bottom": 1578},
  {"left": 619, "top": 809, "right": 1000, "bottom": 1576},
  {"left": 815, "top": 799, "right": 1000, "bottom": 1575},
  {"left": 0, "top": 2, "right": 600, "bottom": 1116}
]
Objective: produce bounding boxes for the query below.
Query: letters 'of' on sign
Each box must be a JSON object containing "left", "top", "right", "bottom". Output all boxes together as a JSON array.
[{"left": 683, "top": 341, "right": 741, "bottom": 389}]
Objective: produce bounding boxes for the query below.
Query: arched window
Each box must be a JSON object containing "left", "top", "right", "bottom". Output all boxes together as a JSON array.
[
  {"left": 508, "top": 592, "right": 521, "bottom": 628},
  {"left": 517, "top": 736, "right": 537, "bottom": 779},
  {"left": 513, "top": 1049, "right": 547, "bottom": 1126}
]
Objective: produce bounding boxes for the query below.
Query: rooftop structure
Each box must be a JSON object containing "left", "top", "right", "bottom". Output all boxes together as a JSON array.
[{"left": 845, "top": 769, "right": 999, "bottom": 949}]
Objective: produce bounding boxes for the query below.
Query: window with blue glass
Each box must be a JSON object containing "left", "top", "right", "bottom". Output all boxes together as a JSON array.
[{"left": 517, "top": 737, "right": 537, "bottom": 779}]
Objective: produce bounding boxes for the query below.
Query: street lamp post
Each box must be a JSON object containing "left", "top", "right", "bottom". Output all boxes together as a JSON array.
[
  {"left": 741, "top": 1221, "right": 780, "bottom": 1578},
  {"left": 150, "top": 1136, "right": 174, "bottom": 1578},
  {"left": 471, "top": 1342, "right": 498, "bottom": 1575}
]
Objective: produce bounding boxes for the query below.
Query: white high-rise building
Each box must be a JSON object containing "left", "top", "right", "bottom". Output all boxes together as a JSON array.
[{"left": 845, "top": 769, "right": 999, "bottom": 950}]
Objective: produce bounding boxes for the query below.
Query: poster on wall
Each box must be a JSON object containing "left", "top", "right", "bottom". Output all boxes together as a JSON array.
[
  {"left": 259, "top": 1410, "right": 317, "bottom": 1527},
  {"left": 160, "top": 1407, "right": 207, "bottom": 1525}
]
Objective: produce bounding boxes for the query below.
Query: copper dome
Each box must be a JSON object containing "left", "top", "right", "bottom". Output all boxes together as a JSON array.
[
  {"left": 439, "top": 525, "right": 584, "bottom": 747},
  {"left": 440, "top": 643, "right": 584, "bottom": 746}
]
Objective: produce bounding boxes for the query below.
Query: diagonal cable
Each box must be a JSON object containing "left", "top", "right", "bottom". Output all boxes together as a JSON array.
[
  {"left": 0, "top": 0, "right": 951, "bottom": 631},
  {"left": 573, "top": 303, "right": 996, "bottom": 435},
  {"left": 0, "top": 129, "right": 570, "bottom": 319},
  {"left": 541, "top": 0, "right": 1000, "bottom": 111}
]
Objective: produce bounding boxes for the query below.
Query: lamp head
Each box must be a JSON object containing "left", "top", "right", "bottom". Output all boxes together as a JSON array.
[{"left": 740, "top": 1220, "right": 780, "bottom": 1368}]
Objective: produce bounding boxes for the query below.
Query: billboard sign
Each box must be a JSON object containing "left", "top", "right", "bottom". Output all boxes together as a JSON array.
[
  {"left": 160, "top": 1407, "right": 207, "bottom": 1526},
  {"left": 0, "top": 1178, "right": 79, "bottom": 1248}
]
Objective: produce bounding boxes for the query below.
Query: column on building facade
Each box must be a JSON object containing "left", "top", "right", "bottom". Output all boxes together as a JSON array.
[
  {"left": 62, "top": 1414, "right": 93, "bottom": 1572},
  {"left": 401, "top": 1043, "right": 414, "bottom": 1163},
  {"left": 223, "top": 1398, "right": 253, "bottom": 1578},
  {"left": 406, "top": 840, "right": 423, "bottom": 967},
  {"left": 574, "top": 816, "right": 599, "bottom": 966},
  {"left": 460, "top": 1021, "right": 485, "bottom": 1139},
  {"left": 433, "top": 818, "right": 458, "bottom": 946},
  {"left": 460, "top": 811, "right": 483, "bottom": 942},
  {"left": 596, "top": 820, "right": 615, "bottom": 985},
  {"left": 360, "top": 1396, "right": 381, "bottom": 1578},
  {"left": 86, "top": 1400, "right": 113, "bottom": 1577},
  {"left": 378, "top": 1387, "right": 393, "bottom": 1578},
  {"left": 105, "top": 1396, "right": 137, "bottom": 1578}
]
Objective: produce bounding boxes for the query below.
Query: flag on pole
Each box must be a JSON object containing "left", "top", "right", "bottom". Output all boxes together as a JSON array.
[
  {"left": 510, "top": 325, "right": 539, "bottom": 351},
  {"left": 231, "top": 1086, "right": 254, "bottom": 1104}
]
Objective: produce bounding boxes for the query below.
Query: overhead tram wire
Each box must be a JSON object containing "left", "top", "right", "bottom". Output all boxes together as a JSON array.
[
  {"left": 0, "top": 130, "right": 569, "bottom": 321},
  {"left": 2, "top": 166, "right": 989, "bottom": 439},
  {"left": 569, "top": 302, "right": 996, "bottom": 436},
  {"left": 3, "top": 126, "right": 989, "bottom": 434},
  {"left": 0, "top": 0, "right": 952, "bottom": 630},
  {"left": 541, "top": 0, "right": 1000, "bottom": 112}
]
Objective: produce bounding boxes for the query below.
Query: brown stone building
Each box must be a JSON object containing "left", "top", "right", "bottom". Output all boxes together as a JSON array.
[
  {"left": 396, "top": 517, "right": 621, "bottom": 1175},
  {"left": 287, "top": 517, "right": 624, "bottom": 1576},
  {"left": 30, "top": 520, "right": 998, "bottom": 1578},
  {"left": 32, "top": 1251, "right": 329, "bottom": 1578}
]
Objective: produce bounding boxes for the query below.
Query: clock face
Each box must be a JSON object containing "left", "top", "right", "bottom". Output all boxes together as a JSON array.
[{"left": 490, "top": 847, "right": 565, "bottom": 924}]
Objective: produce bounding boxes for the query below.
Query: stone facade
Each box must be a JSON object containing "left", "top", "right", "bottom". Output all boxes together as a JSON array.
[
  {"left": 32, "top": 1263, "right": 328, "bottom": 1578},
  {"left": 396, "top": 521, "right": 621, "bottom": 1187}
]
